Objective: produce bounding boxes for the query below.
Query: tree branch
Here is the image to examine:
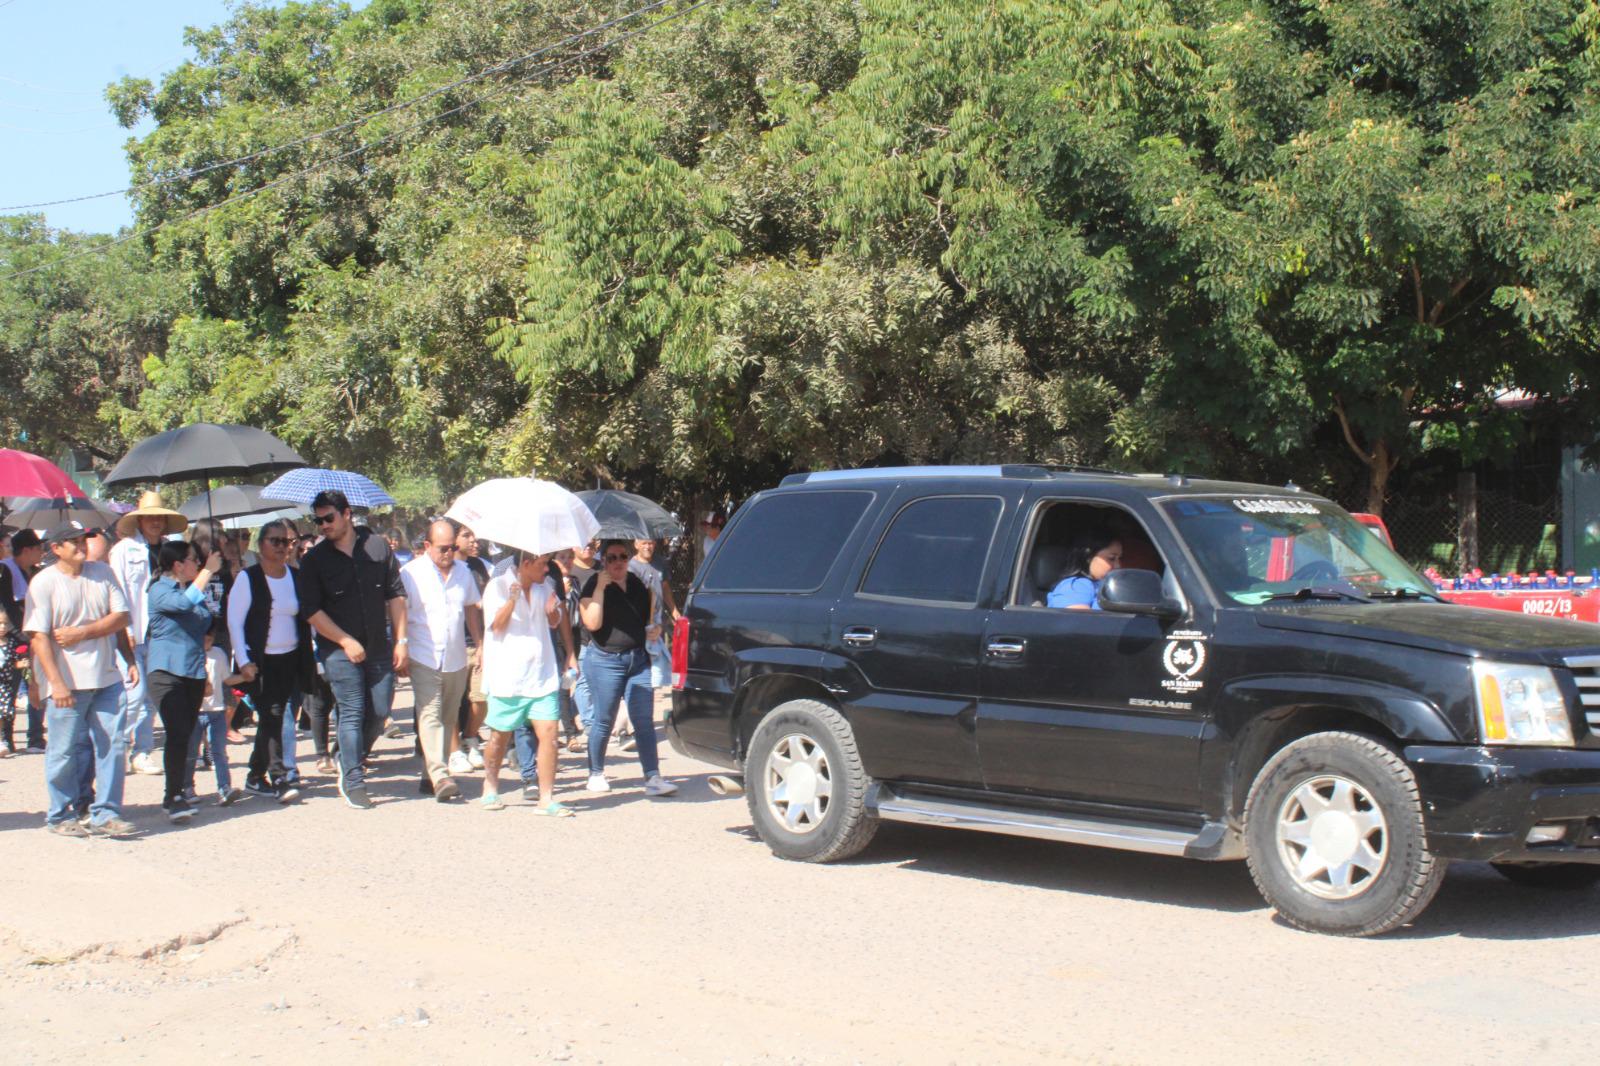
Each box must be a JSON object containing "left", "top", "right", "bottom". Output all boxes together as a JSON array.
[
  {"left": 1411, "top": 261, "right": 1425, "bottom": 323},
  {"left": 1332, "top": 396, "right": 1374, "bottom": 469}
]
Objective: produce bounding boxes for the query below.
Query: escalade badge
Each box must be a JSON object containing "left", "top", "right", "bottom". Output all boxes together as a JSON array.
[{"left": 1162, "top": 630, "right": 1208, "bottom": 694}]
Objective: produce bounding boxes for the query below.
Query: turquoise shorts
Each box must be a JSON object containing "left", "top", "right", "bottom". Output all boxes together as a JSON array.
[{"left": 485, "top": 691, "right": 560, "bottom": 731}]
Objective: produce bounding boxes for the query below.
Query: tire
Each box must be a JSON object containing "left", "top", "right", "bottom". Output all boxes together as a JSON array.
[
  {"left": 1491, "top": 862, "right": 1600, "bottom": 891},
  {"left": 744, "top": 698, "right": 878, "bottom": 863},
  {"left": 1243, "top": 731, "right": 1447, "bottom": 936}
]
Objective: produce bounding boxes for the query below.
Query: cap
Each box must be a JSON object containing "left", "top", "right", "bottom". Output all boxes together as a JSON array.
[
  {"left": 43, "top": 519, "right": 92, "bottom": 545},
  {"left": 10, "top": 529, "right": 41, "bottom": 552}
]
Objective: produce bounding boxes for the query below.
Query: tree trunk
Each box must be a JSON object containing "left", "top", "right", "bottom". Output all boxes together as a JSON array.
[{"left": 1365, "top": 438, "right": 1392, "bottom": 517}]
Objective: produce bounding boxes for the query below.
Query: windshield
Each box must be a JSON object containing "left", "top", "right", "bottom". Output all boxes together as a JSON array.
[{"left": 1160, "top": 496, "right": 1434, "bottom": 606}]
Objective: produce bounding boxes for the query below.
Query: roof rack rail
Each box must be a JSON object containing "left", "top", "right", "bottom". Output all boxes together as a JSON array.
[{"left": 780, "top": 464, "right": 1129, "bottom": 486}]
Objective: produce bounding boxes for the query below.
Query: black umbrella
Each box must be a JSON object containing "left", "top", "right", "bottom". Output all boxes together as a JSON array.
[
  {"left": 575, "top": 489, "right": 683, "bottom": 541},
  {"left": 104, "top": 423, "right": 305, "bottom": 488},
  {"left": 2, "top": 495, "right": 122, "bottom": 531},
  {"left": 179, "top": 485, "right": 305, "bottom": 523}
]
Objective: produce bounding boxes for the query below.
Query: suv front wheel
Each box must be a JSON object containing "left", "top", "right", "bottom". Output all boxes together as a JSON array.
[
  {"left": 1244, "top": 731, "right": 1448, "bottom": 936},
  {"left": 745, "top": 698, "right": 878, "bottom": 863}
]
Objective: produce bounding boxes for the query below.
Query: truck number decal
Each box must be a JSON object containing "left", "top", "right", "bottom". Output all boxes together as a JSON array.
[{"left": 1520, "top": 598, "right": 1573, "bottom": 617}]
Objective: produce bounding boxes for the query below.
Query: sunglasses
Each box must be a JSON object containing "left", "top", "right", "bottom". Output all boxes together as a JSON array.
[
  {"left": 431, "top": 543, "right": 457, "bottom": 553},
  {"left": 603, "top": 552, "right": 630, "bottom": 562},
  {"left": 261, "top": 536, "right": 293, "bottom": 547},
  {"left": 313, "top": 512, "right": 339, "bottom": 526}
]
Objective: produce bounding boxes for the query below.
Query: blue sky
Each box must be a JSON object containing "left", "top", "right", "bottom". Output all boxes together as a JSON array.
[{"left": 0, "top": 1, "right": 362, "bottom": 235}]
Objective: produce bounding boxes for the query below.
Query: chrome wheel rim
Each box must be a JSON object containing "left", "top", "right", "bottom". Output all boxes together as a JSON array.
[
  {"left": 1275, "top": 774, "right": 1388, "bottom": 900},
  {"left": 764, "top": 733, "right": 832, "bottom": 834}
]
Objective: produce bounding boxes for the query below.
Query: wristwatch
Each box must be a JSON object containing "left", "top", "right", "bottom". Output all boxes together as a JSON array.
[{"left": 396, "top": 637, "right": 408, "bottom": 645}]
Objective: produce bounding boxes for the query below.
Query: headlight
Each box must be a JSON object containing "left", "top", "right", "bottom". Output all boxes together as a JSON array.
[{"left": 1472, "top": 660, "right": 1574, "bottom": 747}]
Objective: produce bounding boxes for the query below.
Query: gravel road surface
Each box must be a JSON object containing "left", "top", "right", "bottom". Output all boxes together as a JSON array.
[{"left": 1, "top": 691, "right": 1597, "bottom": 1064}]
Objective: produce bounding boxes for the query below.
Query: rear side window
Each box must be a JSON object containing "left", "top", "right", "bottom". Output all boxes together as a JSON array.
[
  {"left": 702, "top": 491, "right": 873, "bottom": 593},
  {"left": 859, "top": 496, "right": 1003, "bottom": 605}
]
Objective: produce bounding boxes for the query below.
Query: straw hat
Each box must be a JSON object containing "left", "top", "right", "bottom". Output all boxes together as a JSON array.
[{"left": 115, "top": 490, "right": 189, "bottom": 538}]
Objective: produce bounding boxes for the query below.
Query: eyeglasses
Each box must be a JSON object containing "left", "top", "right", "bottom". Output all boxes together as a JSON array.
[
  {"left": 603, "top": 552, "right": 630, "bottom": 563},
  {"left": 313, "top": 512, "right": 339, "bottom": 526},
  {"left": 261, "top": 537, "right": 293, "bottom": 547}
]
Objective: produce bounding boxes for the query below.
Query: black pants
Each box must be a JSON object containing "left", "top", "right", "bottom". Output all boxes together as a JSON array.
[
  {"left": 247, "top": 651, "right": 300, "bottom": 783},
  {"left": 147, "top": 669, "right": 204, "bottom": 804}
]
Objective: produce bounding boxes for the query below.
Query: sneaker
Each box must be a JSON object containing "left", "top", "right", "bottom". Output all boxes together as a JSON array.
[
  {"left": 244, "top": 775, "right": 276, "bottom": 799},
  {"left": 448, "top": 750, "right": 472, "bottom": 775},
  {"left": 198, "top": 753, "right": 213, "bottom": 770},
  {"left": 23, "top": 744, "right": 47, "bottom": 755},
  {"left": 275, "top": 780, "right": 301, "bottom": 804},
  {"left": 418, "top": 775, "right": 435, "bottom": 796},
  {"left": 435, "top": 779, "right": 461, "bottom": 802},
  {"left": 217, "top": 787, "right": 245, "bottom": 807},
  {"left": 130, "top": 752, "right": 161, "bottom": 775},
  {"left": 342, "top": 784, "right": 374, "bottom": 810},
  {"left": 586, "top": 773, "right": 610, "bottom": 793},
  {"left": 382, "top": 722, "right": 403, "bottom": 740},
  {"left": 620, "top": 737, "right": 637, "bottom": 753},
  {"left": 643, "top": 773, "right": 678, "bottom": 797},
  {"left": 88, "top": 817, "right": 138, "bottom": 838},
  {"left": 0, "top": 741, "right": 13, "bottom": 758},
  {"left": 48, "top": 820, "right": 89, "bottom": 838},
  {"left": 164, "top": 799, "right": 195, "bottom": 825},
  {"left": 467, "top": 745, "right": 485, "bottom": 770},
  {"left": 479, "top": 792, "right": 505, "bottom": 811}
]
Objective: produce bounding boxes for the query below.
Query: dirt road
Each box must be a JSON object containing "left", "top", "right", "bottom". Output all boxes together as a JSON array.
[{"left": 2, "top": 693, "right": 1597, "bottom": 1064}]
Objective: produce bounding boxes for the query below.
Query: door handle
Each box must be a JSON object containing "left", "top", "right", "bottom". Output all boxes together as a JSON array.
[
  {"left": 986, "top": 638, "right": 1026, "bottom": 661},
  {"left": 841, "top": 627, "right": 878, "bottom": 649}
]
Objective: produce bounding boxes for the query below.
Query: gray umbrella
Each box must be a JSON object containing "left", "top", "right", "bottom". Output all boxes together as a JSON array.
[
  {"left": 104, "top": 423, "right": 305, "bottom": 488},
  {"left": 2, "top": 495, "right": 122, "bottom": 531},
  {"left": 574, "top": 490, "right": 683, "bottom": 541},
  {"left": 179, "top": 485, "right": 305, "bottom": 523}
]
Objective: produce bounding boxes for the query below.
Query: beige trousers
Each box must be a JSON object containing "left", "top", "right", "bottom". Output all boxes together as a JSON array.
[{"left": 411, "top": 660, "right": 469, "bottom": 785}]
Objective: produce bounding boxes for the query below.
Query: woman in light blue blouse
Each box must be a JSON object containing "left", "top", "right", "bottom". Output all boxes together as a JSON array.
[
  {"left": 1047, "top": 530, "right": 1123, "bottom": 611},
  {"left": 145, "top": 539, "right": 224, "bottom": 823}
]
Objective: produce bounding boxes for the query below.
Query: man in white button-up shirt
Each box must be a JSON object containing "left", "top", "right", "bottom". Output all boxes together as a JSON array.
[{"left": 400, "top": 520, "right": 483, "bottom": 802}]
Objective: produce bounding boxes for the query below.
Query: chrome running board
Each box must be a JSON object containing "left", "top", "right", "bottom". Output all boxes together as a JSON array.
[{"left": 869, "top": 785, "right": 1240, "bottom": 859}]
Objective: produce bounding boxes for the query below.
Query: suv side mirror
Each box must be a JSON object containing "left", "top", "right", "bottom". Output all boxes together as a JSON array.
[{"left": 1099, "top": 569, "right": 1182, "bottom": 618}]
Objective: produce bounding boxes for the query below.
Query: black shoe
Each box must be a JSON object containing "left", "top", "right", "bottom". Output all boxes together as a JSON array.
[
  {"left": 435, "top": 779, "right": 460, "bottom": 802},
  {"left": 244, "top": 775, "right": 276, "bottom": 799},
  {"left": 163, "top": 798, "right": 195, "bottom": 825},
  {"left": 418, "top": 775, "right": 435, "bottom": 796},
  {"left": 342, "top": 785, "right": 374, "bottom": 810},
  {"left": 276, "top": 779, "right": 301, "bottom": 804}
]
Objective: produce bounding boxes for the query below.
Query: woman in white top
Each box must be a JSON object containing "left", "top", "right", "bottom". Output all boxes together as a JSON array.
[{"left": 479, "top": 549, "right": 568, "bottom": 815}]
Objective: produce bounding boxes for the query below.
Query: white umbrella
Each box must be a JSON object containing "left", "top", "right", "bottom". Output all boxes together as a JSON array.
[
  {"left": 445, "top": 477, "right": 599, "bottom": 556},
  {"left": 222, "top": 506, "right": 308, "bottom": 531}
]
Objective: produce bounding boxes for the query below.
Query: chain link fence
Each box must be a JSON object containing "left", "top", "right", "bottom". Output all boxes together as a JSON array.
[{"left": 1384, "top": 488, "right": 1561, "bottom": 577}]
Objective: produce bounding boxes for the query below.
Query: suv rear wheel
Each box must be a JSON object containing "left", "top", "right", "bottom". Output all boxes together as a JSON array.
[
  {"left": 1244, "top": 731, "right": 1447, "bottom": 936},
  {"left": 745, "top": 699, "right": 878, "bottom": 863}
]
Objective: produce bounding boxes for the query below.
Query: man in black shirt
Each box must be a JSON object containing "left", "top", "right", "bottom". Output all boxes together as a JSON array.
[{"left": 297, "top": 490, "right": 408, "bottom": 810}]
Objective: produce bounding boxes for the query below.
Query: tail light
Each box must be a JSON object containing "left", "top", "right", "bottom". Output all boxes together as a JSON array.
[{"left": 671, "top": 616, "right": 691, "bottom": 690}]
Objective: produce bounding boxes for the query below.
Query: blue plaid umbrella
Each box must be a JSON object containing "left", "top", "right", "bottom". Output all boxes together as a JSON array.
[{"left": 259, "top": 468, "right": 396, "bottom": 510}]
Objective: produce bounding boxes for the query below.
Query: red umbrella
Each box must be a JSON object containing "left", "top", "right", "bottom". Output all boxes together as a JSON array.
[{"left": 0, "top": 449, "right": 83, "bottom": 500}]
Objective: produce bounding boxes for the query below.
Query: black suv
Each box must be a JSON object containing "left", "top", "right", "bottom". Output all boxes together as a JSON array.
[{"left": 668, "top": 465, "right": 1600, "bottom": 936}]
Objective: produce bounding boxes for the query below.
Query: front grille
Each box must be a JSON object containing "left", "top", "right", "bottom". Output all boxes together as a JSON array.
[{"left": 1562, "top": 654, "right": 1600, "bottom": 733}]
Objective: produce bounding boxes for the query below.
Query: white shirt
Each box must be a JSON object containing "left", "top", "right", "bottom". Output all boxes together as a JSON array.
[
  {"left": 226, "top": 568, "right": 301, "bottom": 667},
  {"left": 400, "top": 557, "right": 481, "bottom": 673},
  {"left": 202, "top": 646, "right": 231, "bottom": 713},
  {"left": 108, "top": 533, "right": 157, "bottom": 642},
  {"left": 480, "top": 572, "right": 558, "bottom": 699}
]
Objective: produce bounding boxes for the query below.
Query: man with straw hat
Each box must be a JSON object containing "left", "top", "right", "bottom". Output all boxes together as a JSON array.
[{"left": 109, "top": 491, "right": 188, "bottom": 775}]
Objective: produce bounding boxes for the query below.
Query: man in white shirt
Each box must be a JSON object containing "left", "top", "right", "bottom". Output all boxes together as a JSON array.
[
  {"left": 400, "top": 520, "right": 483, "bottom": 802},
  {"left": 108, "top": 491, "right": 188, "bottom": 775}
]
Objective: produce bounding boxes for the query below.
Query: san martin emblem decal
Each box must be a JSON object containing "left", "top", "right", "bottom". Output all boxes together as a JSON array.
[{"left": 1161, "top": 630, "right": 1208, "bottom": 694}]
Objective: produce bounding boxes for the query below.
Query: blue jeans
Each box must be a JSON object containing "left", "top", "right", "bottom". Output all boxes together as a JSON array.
[
  {"left": 582, "top": 646, "right": 658, "bottom": 778},
  {"left": 186, "top": 710, "right": 233, "bottom": 794},
  {"left": 574, "top": 668, "right": 593, "bottom": 732},
  {"left": 647, "top": 636, "right": 670, "bottom": 688},
  {"left": 320, "top": 649, "right": 394, "bottom": 790},
  {"left": 45, "top": 684, "right": 126, "bottom": 827},
  {"left": 282, "top": 700, "right": 299, "bottom": 777},
  {"left": 121, "top": 643, "right": 153, "bottom": 756}
]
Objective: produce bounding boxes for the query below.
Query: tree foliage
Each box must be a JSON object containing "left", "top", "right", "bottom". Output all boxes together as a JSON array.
[{"left": 3, "top": 0, "right": 1598, "bottom": 516}]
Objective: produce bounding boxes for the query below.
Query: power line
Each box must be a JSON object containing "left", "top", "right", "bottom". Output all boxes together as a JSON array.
[
  {"left": 0, "top": 0, "right": 677, "bottom": 213},
  {"left": 0, "top": 0, "right": 719, "bottom": 284}
]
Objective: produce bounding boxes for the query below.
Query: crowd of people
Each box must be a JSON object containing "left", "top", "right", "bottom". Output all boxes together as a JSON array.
[{"left": 1, "top": 488, "right": 726, "bottom": 836}]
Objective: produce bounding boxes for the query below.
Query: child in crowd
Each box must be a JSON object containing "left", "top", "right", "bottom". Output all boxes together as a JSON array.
[{"left": 186, "top": 619, "right": 246, "bottom": 806}]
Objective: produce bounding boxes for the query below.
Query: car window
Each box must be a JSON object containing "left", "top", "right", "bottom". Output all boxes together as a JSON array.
[
  {"left": 701, "top": 491, "right": 873, "bottom": 593},
  {"left": 859, "top": 496, "right": 1003, "bottom": 605}
]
